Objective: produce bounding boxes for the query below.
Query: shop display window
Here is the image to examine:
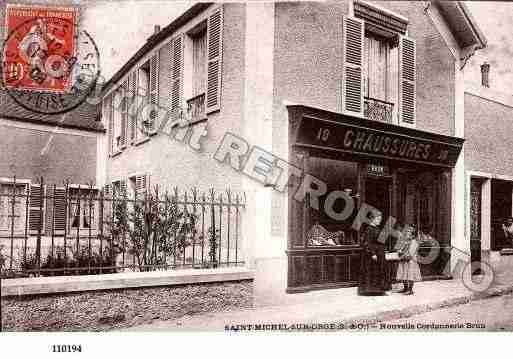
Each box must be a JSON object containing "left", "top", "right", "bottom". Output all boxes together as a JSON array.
[{"left": 306, "top": 158, "right": 359, "bottom": 246}]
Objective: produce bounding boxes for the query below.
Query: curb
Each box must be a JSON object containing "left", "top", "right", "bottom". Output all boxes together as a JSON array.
[{"left": 340, "top": 284, "right": 513, "bottom": 327}]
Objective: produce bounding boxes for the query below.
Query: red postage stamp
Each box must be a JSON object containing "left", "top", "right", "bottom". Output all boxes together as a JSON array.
[{"left": 2, "top": 4, "right": 78, "bottom": 94}]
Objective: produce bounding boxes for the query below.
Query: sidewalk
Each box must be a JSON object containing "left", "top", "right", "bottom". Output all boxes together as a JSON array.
[{"left": 123, "top": 255, "right": 513, "bottom": 331}]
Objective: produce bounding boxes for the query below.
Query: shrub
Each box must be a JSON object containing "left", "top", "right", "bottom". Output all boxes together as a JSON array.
[
  {"left": 109, "top": 188, "right": 198, "bottom": 271},
  {"left": 19, "top": 250, "right": 39, "bottom": 276},
  {"left": 0, "top": 244, "right": 7, "bottom": 275},
  {"left": 39, "top": 245, "right": 118, "bottom": 276}
]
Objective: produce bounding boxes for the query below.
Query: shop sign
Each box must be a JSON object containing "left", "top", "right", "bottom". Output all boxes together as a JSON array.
[{"left": 296, "top": 116, "right": 462, "bottom": 167}]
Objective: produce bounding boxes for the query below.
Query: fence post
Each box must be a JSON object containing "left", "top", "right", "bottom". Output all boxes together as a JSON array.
[
  {"left": 191, "top": 188, "right": 198, "bottom": 268},
  {"left": 210, "top": 189, "right": 217, "bottom": 268},
  {"left": 9, "top": 176, "right": 16, "bottom": 272},
  {"left": 36, "top": 176, "right": 44, "bottom": 276},
  {"left": 23, "top": 178, "right": 29, "bottom": 271},
  {"left": 63, "top": 181, "right": 69, "bottom": 275},
  {"left": 218, "top": 192, "right": 223, "bottom": 267},
  {"left": 227, "top": 189, "right": 231, "bottom": 266},
  {"left": 201, "top": 192, "right": 206, "bottom": 266},
  {"left": 87, "top": 183, "right": 93, "bottom": 274},
  {"left": 99, "top": 189, "right": 104, "bottom": 274},
  {"left": 50, "top": 184, "right": 56, "bottom": 268}
]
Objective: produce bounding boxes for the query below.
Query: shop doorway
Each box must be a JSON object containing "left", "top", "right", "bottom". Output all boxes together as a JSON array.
[
  {"left": 491, "top": 179, "right": 513, "bottom": 250},
  {"left": 365, "top": 176, "right": 393, "bottom": 287},
  {"left": 470, "top": 178, "right": 482, "bottom": 271},
  {"left": 365, "top": 177, "right": 392, "bottom": 222}
]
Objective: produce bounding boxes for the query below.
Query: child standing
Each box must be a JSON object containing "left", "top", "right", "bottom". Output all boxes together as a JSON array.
[{"left": 396, "top": 225, "right": 422, "bottom": 295}]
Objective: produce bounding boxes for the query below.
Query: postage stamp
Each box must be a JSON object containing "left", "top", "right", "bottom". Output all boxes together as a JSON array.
[{"left": 1, "top": 4, "right": 100, "bottom": 114}]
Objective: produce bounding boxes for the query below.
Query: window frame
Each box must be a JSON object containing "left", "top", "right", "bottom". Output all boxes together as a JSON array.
[
  {"left": 362, "top": 29, "right": 399, "bottom": 124},
  {"left": 67, "top": 186, "right": 99, "bottom": 233},
  {"left": 0, "top": 179, "right": 30, "bottom": 235},
  {"left": 352, "top": 2, "right": 411, "bottom": 126}
]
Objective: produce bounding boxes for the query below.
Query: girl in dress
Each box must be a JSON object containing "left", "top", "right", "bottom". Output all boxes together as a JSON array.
[{"left": 396, "top": 225, "right": 422, "bottom": 295}]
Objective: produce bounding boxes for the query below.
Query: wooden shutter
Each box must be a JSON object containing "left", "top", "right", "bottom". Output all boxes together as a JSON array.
[
  {"left": 129, "top": 72, "right": 138, "bottom": 143},
  {"left": 119, "top": 180, "right": 127, "bottom": 197},
  {"left": 342, "top": 16, "right": 364, "bottom": 117},
  {"left": 120, "top": 79, "right": 128, "bottom": 147},
  {"left": 53, "top": 187, "right": 67, "bottom": 232},
  {"left": 135, "top": 175, "right": 148, "bottom": 197},
  {"left": 105, "top": 95, "right": 113, "bottom": 154},
  {"left": 399, "top": 36, "right": 416, "bottom": 126},
  {"left": 149, "top": 53, "right": 159, "bottom": 132},
  {"left": 29, "top": 185, "right": 45, "bottom": 233},
  {"left": 103, "top": 184, "right": 112, "bottom": 202},
  {"left": 206, "top": 7, "right": 223, "bottom": 114},
  {"left": 170, "top": 36, "right": 183, "bottom": 115}
]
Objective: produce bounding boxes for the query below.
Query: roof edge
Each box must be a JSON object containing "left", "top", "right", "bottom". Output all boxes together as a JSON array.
[
  {"left": 457, "top": 2, "right": 487, "bottom": 49},
  {"left": 465, "top": 81, "right": 513, "bottom": 109},
  {"left": 1, "top": 115, "right": 106, "bottom": 134},
  {"left": 434, "top": 1, "right": 487, "bottom": 51}
]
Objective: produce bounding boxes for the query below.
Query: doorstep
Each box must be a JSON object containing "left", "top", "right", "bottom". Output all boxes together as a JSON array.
[{"left": 0, "top": 267, "right": 254, "bottom": 297}]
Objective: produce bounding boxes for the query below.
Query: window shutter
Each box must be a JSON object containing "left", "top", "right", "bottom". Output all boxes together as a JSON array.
[
  {"left": 135, "top": 175, "right": 148, "bottom": 197},
  {"left": 120, "top": 179, "right": 127, "bottom": 197},
  {"left": 206, "top": 7, "right": 223, "bottom": 114},
  {"left": 398, "top": 36, "right": 416, "bottom": 126},
  {"left": 148, "top": 53, "right": 159, "bottom": 133},
  {"left": 121, "top": 79, "right": 128, "bottom": 147},
  {"left": 106, "top": 95, "right": 113, "bottom": 154},
  {"left": 54, "top": 187, "right": 67, "bottom": 232},
  {"left": 29, "top": 185, "right": 45, "bottom": 233},
  {"left": 170, "top": 36, "right": 183, "bottom": 116},
  {"left": 103, "top": 184, "right": 112, "bottom": 201},
  {"left": 342, "top": 16, "right": 364, "bottom": 117},
  {"left": 129, "top": 72, "right": 138, "bottom": 143}
]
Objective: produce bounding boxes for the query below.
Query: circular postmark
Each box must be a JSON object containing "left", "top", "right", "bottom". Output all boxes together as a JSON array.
[{"left": 1, "top": 15, "right": 100, "bottom": 115}]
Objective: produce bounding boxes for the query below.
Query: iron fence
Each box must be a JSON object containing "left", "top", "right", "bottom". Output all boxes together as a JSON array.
[{"left": 0, "top": 177, "right": 246, "bottom": 278}]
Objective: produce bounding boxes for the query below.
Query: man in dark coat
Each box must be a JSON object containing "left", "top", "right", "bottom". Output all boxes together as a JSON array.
[{"left": 358, "top": 210, "right": 387, "bottom": 296}]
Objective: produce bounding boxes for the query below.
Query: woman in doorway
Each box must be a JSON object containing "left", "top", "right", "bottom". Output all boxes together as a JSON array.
[
  {"left": 358, "top": 210, "right": 387, "bottom": 296},
  {"left": 502, "top": 218, "right": 513, "bottom": 247},
  {"left": 396, "top": 225, "right": 422, "bottom": 295}
]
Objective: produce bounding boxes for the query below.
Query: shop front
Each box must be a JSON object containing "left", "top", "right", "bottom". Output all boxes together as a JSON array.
[{"left": 286, "top": 105, "right": 464, "bottom": 293}]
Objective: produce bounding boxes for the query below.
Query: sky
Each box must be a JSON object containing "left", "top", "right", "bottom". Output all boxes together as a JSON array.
[
  {"left": 465, "top": 1, "right": 513, "bottom": 92},
  {"left": 81, "top": 0, "right": 193, "bottom": 82},
  {"left": 81, "top": 1, "right": 513, "bottom": 94}
]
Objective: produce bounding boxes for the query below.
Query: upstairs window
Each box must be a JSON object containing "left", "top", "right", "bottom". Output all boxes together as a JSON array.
[
  {"left": 191, "top": 24, "right": 207, "bottom": 98},
  {"left": 112, "top": 89, "right": 124, "bottom": 152},
  {"left": 106, "top": 86, "right": 127, "bottom": 155},
  {"left": 138, "top": 62, "right": 151, "bottom": 136},
  {"left": 342, "top": 2, "right": 415, "bottom": 127},
  {"left": 168, "top": 7, "right": 223, "bottom": 125},
  {"left": 183, "top": 21, "right": 208, "bottom": 123},
  {"left": 363, "top": 32, "right": 398, "bottom": 124}
]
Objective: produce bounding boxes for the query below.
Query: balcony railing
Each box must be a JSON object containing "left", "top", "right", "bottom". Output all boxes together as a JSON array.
[
  {"left": 186, "top": 93, "right": 206, "bottom": 124},
  {"left": 364, "top": 97, "right": 394, "bottom": 123}
]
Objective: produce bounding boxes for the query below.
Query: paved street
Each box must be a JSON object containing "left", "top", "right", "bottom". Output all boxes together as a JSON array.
[
  {"left": 381, "top": 293, "right": 513, "bottom": 331},
  {"left": 124, "top": 256, "right": 513, "bottom": 331}
]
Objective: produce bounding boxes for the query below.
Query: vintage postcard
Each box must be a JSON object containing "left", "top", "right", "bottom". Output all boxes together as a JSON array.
[{"left": 0, "top": 0, "right": 512, "bottom": 349}]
